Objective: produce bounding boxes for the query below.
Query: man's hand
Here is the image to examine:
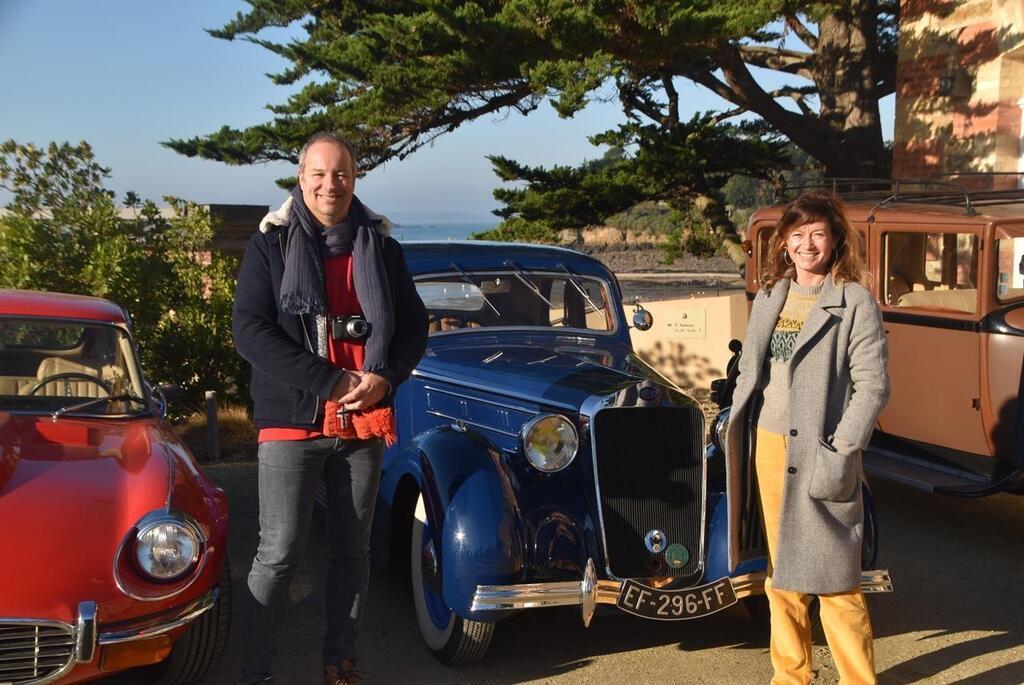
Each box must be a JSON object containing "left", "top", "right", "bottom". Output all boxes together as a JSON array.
[
  {"left": 328, "top": 371, "right": 363, "bottom": 402},
  {"left": 336, "top": 372, "right": 390, "bottom": 410}
]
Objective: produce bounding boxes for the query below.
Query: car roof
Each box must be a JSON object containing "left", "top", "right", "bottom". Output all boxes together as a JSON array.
[
  {"left": 751, "top": 196, "right": 1024, "bottom": 227},
  {"left": 0, "top": 289, "right": 129, "bottom": 324},
  {"left": 401, "top": 240, "right": 615, "bottom": 279}
]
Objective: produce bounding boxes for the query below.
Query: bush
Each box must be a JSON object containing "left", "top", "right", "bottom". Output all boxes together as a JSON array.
[
  {"left": 0, "top": 140, "right": 246, "bottom": 412},
  {"left": 471, "top": 216, "right": 560, "bottom": 243}
]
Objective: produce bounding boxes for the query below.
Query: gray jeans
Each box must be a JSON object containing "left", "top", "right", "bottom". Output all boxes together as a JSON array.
[{"left": 240, "top": 436, "right": 384, "bottom": 681}]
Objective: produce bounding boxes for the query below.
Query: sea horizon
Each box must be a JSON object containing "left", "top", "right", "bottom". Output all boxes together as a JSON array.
[{"left": 391, "top": 220, "right": 497, "bottom": 242}]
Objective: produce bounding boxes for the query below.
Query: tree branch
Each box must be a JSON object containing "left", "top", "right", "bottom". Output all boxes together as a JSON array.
[
  {"left": 766, "top": 85, "right": 817, "bottom": 116},
  {"left": 736, "top": 45, "right": 814, "bottom": 79},
  {"left": 695, "top": 42, "right": 832, "bottom": 164},
  {"left": 617, "top": 81, "right": 668, "bottom": 127},
  {"left": 662, "top": 74, "right": 680, "bottom": 126},
  {"left": 710, "top": 107, "right": 748, "bottom": 124},
  {"left": 785, "top": 15, "right": 818, "bottom": 50}
]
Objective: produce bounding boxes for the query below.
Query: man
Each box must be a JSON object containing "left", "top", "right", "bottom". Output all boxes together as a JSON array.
[{"left": 232, "top": 132, "right": 428, "bottom": 685}]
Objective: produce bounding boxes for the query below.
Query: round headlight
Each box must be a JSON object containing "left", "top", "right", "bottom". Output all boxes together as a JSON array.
[
  {"left": 522, "top": 414, "right": 579, "bottom": 472},
  {"left": 134, "top": 520, "right": 201, "bottom": 581}
]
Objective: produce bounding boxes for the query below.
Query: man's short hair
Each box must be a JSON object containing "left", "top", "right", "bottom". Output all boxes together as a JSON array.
[{"left": 297, "top": 132, "right": 358, "bottom": 171}]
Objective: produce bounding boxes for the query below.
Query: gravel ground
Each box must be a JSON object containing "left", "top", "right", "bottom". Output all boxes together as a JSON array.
[{"left": 100, "top": 467, "right": 1024, "bottom": 685}]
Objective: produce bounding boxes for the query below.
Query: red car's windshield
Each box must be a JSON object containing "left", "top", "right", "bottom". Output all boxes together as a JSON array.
[{"left": 0, "top": 317, "right": 147, "bottom": 414}]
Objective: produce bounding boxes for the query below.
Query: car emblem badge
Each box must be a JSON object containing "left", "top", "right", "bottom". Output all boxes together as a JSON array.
[
  {"left": 644, "top": 529, "right": 666, "bottom": 554},
  {"left": 665, "top": 543, "right": 690, "bottom": 568},
  {"left": 639, "top": 386, "right": 659, "bottom": 401}
]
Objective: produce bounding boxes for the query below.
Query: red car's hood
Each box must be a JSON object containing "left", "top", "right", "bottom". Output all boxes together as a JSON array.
[{"left": 0, "top": 413, "right": 171, "bottom": 618}]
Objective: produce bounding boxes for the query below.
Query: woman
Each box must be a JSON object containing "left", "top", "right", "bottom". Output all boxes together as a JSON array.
[{"left": 725, "top": 192, "right": 890, "bottom": 684}]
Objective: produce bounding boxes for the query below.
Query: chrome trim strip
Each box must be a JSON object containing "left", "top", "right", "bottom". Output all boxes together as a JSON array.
[
  {"left": 424, "top": 409, "right": 519, "bottom": 438},
  {"left": 860, "top": 569, "right": 894, "bottom": 593},
  {"left": 581, "top": 394, "right": 709, "bottom": 582},
  {"left": 421, "top": 385, "right": 539, "bottom": 415},
  {"left": 98, "top": 589, "right": 217, "bottom": 645},
  {"left": 163, "top": 445, "right": 175, "bottom": 512},
  {"left": 413, "top": 370, "right": 579, "bottom": 413},
  {"left": 75, "top": 601, "right": 97, "bottom": 663}
]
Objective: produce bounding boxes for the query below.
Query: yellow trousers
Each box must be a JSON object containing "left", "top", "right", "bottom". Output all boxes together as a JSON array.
[{"left": 755, "top": 428, "right": 876, "bottom": 685}]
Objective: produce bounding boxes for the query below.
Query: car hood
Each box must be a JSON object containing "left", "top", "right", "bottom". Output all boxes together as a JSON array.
[
  {"left": 0, "top": 413, "right": 172, "bottom": 617},
  {"left": 417, "top": 337, "right": 689, "bottom": 410}
]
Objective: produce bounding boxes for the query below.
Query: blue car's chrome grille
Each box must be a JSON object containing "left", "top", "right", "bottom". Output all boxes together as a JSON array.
[
  {"left": 592, "top": 406, "right": 704, "bottom": 579},
  {"left": 0, "top": 622, "right": 76, "bottom": 684}
]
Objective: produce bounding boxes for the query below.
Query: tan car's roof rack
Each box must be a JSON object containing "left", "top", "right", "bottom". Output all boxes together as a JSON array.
[{"left": 784, "top": 173, "right": 1024, "bottom": 222}]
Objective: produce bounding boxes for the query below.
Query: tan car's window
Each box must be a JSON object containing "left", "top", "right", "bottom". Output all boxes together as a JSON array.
[
  {"left": 884, "top": 232, "right": 979, "bottom": 313},
  {"left": 996, "top": 237, "right": 1024, "bottom": 303}
]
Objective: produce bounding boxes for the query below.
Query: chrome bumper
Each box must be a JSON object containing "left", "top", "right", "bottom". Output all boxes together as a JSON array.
[
  {"left": 471, "top": 559, "right": 893, "bottom": 627},
  {"left": 76, "top": 588, "right": 217, "bottom": 660},
  {"left": 7, "top": 592, "right": 217, "bottom": 685}
]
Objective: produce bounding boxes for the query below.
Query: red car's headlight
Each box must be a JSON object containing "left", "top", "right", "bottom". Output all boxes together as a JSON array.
[
  {"left": 134, "top": 518, "right": 202, "bottom": 581},
  {"left": 115, "top": 511, "right": 208, "bottom": 600}
]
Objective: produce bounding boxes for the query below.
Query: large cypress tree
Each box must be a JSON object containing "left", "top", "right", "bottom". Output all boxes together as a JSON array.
[{"left": 165, "top": 1, "right": 896, "bottom": 263}]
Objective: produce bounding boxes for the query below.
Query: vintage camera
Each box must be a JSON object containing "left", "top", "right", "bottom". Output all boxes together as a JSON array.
[{"left": 331, "top": 315, "right": 371, "bottom": 340}]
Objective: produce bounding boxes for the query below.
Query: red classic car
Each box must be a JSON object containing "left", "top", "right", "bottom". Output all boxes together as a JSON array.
[{"left": 0, "top": 290, "right": 229, "bottom": 684}]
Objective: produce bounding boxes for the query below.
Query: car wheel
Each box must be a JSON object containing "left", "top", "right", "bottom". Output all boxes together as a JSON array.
[
  {"left": 410, "top": 492, "right": 494, "bottom": 664},
  {"left": 147, "top": 554, "right": 232, "bottom": 685}
]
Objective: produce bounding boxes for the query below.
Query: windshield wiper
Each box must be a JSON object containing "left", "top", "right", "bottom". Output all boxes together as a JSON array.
[
  {"left": 502, "top": 260, "right": 556, "bottom": 308},
  {"left": 557, "top": 263, "right": 602, "bottom": 313},
  {"left": 450, "top": 261, "right": 502, "bottom": 318},
  {"left": 51, "top": 394, "right": 149, "bottom": 420}
]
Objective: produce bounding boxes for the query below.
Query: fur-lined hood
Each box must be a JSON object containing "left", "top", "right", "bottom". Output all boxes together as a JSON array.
[{"left": 258, "top": 195, "right": 393, "bottom": 236}]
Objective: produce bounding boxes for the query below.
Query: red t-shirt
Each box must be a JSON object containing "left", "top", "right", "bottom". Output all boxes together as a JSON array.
[{"left": 259, "top": 254, "right": 366, "bottom": 442}]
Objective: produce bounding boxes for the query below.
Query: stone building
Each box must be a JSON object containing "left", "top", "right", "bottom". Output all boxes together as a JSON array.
[{"left": 893, "top": 0, "right": 1024, "bottom": 187}]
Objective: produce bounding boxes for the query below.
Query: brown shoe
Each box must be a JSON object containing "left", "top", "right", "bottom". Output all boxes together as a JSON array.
[{"left": 324, "top": 660, "right": 361, "bottom": 685}]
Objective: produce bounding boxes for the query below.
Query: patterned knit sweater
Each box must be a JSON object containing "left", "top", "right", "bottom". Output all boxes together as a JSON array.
[{"left": 756, "top": 281, "right": 824, "bottom": 434}]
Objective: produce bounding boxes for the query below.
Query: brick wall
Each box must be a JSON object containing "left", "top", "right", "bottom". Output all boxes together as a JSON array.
[{"left": 893, "top": 0, "right": 1024, "bottom": 187}]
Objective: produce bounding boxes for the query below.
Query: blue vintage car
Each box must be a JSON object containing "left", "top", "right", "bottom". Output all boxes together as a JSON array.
[{"left": 370, "top": 241, "right": 888, "bottom": 663}]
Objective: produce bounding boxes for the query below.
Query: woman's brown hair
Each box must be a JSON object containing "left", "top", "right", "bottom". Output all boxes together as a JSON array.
[{"left": 759, "top": 191, "right": 870, "bottom": 290}]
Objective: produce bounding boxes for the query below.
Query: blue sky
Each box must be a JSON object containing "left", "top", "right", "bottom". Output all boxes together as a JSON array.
[{"left": 0, "top": 1, "right": 893, "bottom": 224}]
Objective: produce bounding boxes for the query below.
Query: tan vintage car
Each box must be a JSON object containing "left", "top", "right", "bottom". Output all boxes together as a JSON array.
[{"left": 730, "top": 179, "right": 1024, "bottom": 496}]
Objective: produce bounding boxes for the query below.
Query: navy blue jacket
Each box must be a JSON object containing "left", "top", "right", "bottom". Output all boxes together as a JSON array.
[{"left": 232, "top": 221, "right": 428, "bottom": 430}]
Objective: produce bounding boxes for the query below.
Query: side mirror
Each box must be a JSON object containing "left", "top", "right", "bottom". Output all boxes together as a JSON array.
[
  {"left": 148, "top": 383, "right": 180, "bottom": 420},
  {"left": 631, "top": 300, "right": 654, "bottom": 331},
  {"left": 155, "top": 383, "right": 181, "bottom": 402}
]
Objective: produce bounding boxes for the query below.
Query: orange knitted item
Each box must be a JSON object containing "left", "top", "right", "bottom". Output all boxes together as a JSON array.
[{"left": 324, "top": 401, "right": 397, "bottom": 447}]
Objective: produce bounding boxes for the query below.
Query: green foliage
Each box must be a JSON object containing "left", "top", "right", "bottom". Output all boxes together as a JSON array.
[
  {"left": 168, "top": 1, "right": 897, "bottom": 262},
  {"left": 605, "top": 201, "right": 680, "bottom": 235},
  {"left": 0, "top": 140, "right": 245, "bottom": 412},
  {"left": 167, "top": 1, "right": 896, "bottom": 180},
  {"left": 487, "top": 146, "right": 647, "bottom": 230},
  {"left": 472, "top": 216, "right": 560, "bottom": 243},
  {"left": 484, "top": 114, "right": 787, "bottom": 264}
]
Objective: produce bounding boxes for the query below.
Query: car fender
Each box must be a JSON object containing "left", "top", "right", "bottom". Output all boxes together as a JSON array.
[{"left": 403, "top": 425, "right": 525, "bottom": 618}]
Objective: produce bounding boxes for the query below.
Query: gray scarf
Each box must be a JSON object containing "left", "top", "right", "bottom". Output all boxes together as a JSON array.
[{"left": 280, "top": 187, "right": 394, "bottom": 374}]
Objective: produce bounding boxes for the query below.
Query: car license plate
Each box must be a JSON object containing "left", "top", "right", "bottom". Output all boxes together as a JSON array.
[{"left": 616, "top": 577, "right": 737, "bottom": 620}]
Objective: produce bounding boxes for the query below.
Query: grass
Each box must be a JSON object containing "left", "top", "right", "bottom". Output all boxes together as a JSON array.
[{"left": 176, "top": 402, "right": 257, "bottom": 462}]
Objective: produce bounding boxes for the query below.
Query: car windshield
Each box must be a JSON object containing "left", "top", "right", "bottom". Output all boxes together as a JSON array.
[
  {"left": 417, "top": 269, "right": 617, "bottom": 335},
  {"left": 0, "top": 317, "right": 147, "bottom": 415}
]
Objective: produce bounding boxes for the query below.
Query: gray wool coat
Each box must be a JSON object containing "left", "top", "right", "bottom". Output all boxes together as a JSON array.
[{"left": 725, "top": 276, "right": 890, "bottom": 594}]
